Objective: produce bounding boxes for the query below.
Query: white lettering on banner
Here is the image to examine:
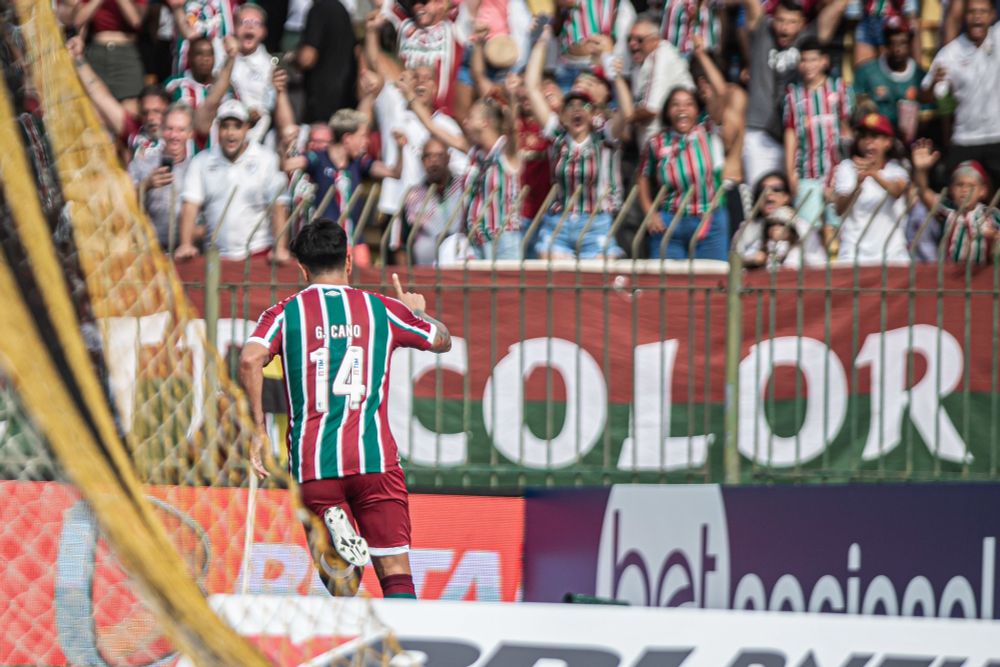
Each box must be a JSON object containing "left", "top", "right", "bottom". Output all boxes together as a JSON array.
[
  {"left": 595, "top": 486, "right": 730, "bottom": 608},
  {"left": 597, "top": 486, "right": 998, "bottom": 619},
  {"left": 483, "top": 338, "right": 607, "bottom": 468},
  {"left": 738, "top": 336, "right": 848, "bottom": 467},
  {"left": 232, "top": 543, "right": 506, "bottom": 601},
  {"left": 856, "top": 325, "right": 968, "bottom": 463},
  {"left": 97, "top": 319, "right": 972, "bottom": 469},
  {"left": 208, "top": 595, "right": 1000, "bottom": 664},
  {"left": 618, "top": 341, "right": 712, "bottom": 471},
  {"left": 103, "top": 312, "right": 170, "bottom": 431},
  {"left": 388, "top": 340, "right": 469, "bottom": 466},
  {"left": 216, "top": 318, "right": 257, "bottom": 359}
]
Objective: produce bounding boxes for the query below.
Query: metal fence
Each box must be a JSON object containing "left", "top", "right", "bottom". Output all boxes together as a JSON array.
[{"left": 174, "top": 181, "right": 1000, "bottom": 490}]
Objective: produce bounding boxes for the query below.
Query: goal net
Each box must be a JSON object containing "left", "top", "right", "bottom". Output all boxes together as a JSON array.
[{"left": 0, "top": 0, "right": 399, "bottom": 664}]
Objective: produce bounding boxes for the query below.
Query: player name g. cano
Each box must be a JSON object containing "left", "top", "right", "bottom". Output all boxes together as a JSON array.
[{"left": 316, "top": 324, "right": 363, "bottom": 340}]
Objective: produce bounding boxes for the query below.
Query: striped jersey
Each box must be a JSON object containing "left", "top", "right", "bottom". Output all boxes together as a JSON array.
[
  {"left": 397, "top": 19, "right": 463, "bottom": 115},
  {"left": 940, "top": 202, "right": 1000, "bottom": 264},
  {"left": 865, "top": 0, "right": 916, "bottom": 18},
  {"left": 542, "top": 116, "right": 622, "bottom": 215},
  {"left": 248, "top": 284, "right": 437, "bottom": 482},
  {"left": 660, "top": 0, "right": 720, "bottom": 54},
  {"left": 640, "top": 122, "right": 724, "bottom": 218},
  {"left": 783, "top": 77, "right": 853, "bottom": 181},
  {"left": 463, "top": 137, "right": 520, "bottom": 244},
  {"left": 559, "top": 0, "right": 618, "bottom": 51},
  {"left": 164, "top": 71, "right": 214, "bottom": 110}
]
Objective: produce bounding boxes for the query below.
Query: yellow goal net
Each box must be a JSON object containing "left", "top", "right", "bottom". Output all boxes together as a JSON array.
[{"left": 0, "top": 0, "right": 400, "bottom": 664}]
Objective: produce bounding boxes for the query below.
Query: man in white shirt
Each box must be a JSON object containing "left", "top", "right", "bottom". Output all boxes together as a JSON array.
[
  {"left": 628, "top": 12, "right": 694, "bottom": 146},
  {"left": 922, "top": 0, "right": 1000, "bottom": 189},
  {"left": 230, "top": 3, "right": 276, "bottom": 143},
  {"left": 372, "top": 65, "right": 469, "bottom": 217},
  {"left": 128, "top": 103, "right": 196, "bottom": 252},
  {"left": 176, "top": 100, "right": 291, "bottom": 261}
]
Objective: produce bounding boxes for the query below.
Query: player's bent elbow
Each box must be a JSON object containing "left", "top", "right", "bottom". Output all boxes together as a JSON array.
[{"left": 431, "top": 334, "right": 451, "bottom": 354}]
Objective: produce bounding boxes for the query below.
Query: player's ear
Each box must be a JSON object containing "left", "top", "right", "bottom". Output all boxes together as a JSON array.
[
  {"left": 344, "top": 251, "right": 353, "bottom": 280},
  {"left": 296, "top": 261, "right": 310, "bottom": 283}
]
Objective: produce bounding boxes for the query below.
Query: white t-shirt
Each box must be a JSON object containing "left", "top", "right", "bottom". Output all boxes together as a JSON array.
[
  {"left": 232, "top": 45, "right": 276, "bottom": 113},
  {"left": 631, "top": 40, "right": 694, "bottom": 146},
  {"left": 832, "top": 158, "right": 910, "bottom": 265},
  {"left": 373, "top": 82, "right": 470, "bottom": 215},
  {"left": 181, "top": 141, "right": 290, "bottom": 259},
  {"left": 922, "top": 24, "right": 1000, "bottom": 146}
]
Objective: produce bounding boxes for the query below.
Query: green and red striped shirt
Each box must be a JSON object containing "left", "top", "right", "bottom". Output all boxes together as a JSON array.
[
  {"left": 248, "top": 284, "right": 436, "bottom": 482},
  {"left": 641, "top": 122, "right": 724, "bottom": 217},
  {"left": 463, "top": 137, "right": 520, "bottom": 244},
  {"left": 544, "top": 117, "right": 622, "bottom": 215},
  {"left": 660, "top": 0, "right": 720, "bottom": 55},
  {"left": 783, "top": 77, "right": 854, "bottom": 182},
  {"left": 559, "top": 0, "right": 618, "bottom": 50}
]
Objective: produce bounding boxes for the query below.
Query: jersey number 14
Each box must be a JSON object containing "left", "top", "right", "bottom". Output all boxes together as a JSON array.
[{"left": 309, "top": 346, "right": 367, "bottom": 411}]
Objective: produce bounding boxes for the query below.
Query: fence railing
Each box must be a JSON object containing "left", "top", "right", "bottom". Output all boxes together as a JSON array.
[{"left": 172, "top": 182, "right": 1000, "bottom": 490}]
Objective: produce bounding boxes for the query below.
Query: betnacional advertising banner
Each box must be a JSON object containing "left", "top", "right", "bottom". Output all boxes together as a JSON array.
[
  {"left": 522, "top": 483, "right": 1000, "bottom": 622},
  {"left": 170, "top": 260, "right": 1000, "bottom": 486},
  {"left": 0, "top": 481, "right": 523, "bottom": 666}
]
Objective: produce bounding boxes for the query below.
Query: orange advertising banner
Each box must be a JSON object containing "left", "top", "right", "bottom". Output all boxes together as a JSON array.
[{"left": 0, "top": 481, "right": 523, "bottom": 666}]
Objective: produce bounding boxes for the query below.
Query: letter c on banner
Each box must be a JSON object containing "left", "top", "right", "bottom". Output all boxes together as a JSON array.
[
  {"left": 483, "top": 338, "right": 607, "bottom": 468},
  {"left": 738, "top": 337, "right": 848, "bottom": 467}
]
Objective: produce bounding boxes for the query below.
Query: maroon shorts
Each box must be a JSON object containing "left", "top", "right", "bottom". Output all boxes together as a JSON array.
[{"left": 299, "top": 466, "right": 410, "bottom": 556}]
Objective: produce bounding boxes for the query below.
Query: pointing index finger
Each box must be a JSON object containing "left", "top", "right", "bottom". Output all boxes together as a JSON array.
[{"left": 392, "top": 272, "right": 404, "bottom": 297}]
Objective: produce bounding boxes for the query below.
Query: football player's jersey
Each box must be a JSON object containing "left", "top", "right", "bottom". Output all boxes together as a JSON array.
[{"left": 248, "top": 284, "right": 436, "bottom": 482}]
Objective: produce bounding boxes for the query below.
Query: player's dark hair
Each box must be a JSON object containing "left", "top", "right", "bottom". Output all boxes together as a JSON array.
[{"left": 290, "top": 219, "right": 349, "bottom": 274}]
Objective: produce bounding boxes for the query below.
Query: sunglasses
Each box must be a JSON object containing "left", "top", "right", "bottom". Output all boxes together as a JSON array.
[{"left": 764, "top": 184, "right": 788, "bottom": 194}]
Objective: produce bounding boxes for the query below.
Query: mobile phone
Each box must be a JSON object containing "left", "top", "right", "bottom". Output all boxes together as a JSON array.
[
  {"left": 160, "top": 155, "right": 174, "bottom": 171},
  {"left": 529, "top": 14, "right": 552, "bottom": 44}
]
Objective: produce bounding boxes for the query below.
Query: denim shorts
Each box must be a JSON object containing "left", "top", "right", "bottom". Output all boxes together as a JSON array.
[{"left": 536, "top": 211, "right": 624, "bottom": 259}]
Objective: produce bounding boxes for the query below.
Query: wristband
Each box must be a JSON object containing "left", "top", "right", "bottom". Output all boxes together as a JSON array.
[{"left": 601, "top": 54, "right": 617, "bottom": 82}]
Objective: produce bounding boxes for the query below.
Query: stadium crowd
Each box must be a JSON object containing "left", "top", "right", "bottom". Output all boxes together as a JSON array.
[{"left": 59, "top": 0, "right": 1000, "bottom": 267}]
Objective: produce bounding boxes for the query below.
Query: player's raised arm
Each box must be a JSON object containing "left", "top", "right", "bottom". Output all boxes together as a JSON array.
[{"left": 392, "top": 273, "right": 452, "bottom": 353}]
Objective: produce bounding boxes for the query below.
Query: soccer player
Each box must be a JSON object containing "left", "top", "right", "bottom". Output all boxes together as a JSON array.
[{"left": 239, "top": 220, "right": 451, "bottom": 599}]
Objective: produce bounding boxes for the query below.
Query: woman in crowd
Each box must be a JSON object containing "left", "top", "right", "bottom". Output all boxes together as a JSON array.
[
  {"left": 637, "top": 86, "right": 734, "bottom": 260},
  {"left": 524, "top": 25, "right": 633, "bottom": 259},
  {"left": 832, "top": 112, "right": 910, "bottom": 264},
  {"left": 738, "top": 170, "right": 828, "bottom": 268}
]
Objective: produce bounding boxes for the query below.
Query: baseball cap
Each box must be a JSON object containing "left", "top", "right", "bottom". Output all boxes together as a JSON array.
[
  {"left": 856, "top": 112, "right": 894, "bottom": 137},
  {"left": 217, "top": 99, "right": 249, "bottom": 123},
  {"left": 564, "top": 90, "right": 595, "bottom": 107},
  {"left": 955, "top": 160, "right": 991, "bottom": 189}
]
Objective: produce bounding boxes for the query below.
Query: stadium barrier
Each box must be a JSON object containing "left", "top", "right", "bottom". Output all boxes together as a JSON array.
[
  {"left": 209, "top": 595, "right": 1000, "bottom": 664},
  {"left": 171, "top": 182, "right": 1000, "bottom": 489}
]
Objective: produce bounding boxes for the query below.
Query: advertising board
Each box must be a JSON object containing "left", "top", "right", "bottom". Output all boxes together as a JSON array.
[{"left": 523, "top": 483, "right": 1000, "bottom": 623}]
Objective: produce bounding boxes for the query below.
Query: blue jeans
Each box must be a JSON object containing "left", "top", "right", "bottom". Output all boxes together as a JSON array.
[
  {"left": 648, "top": 207, "right": 730, "bottom": 260},
  {"left": 473, "top": 229, "right": 525, "bottom": 260},
  {"left": 536, "top": 212, "right": 624, "bottom": 258}
]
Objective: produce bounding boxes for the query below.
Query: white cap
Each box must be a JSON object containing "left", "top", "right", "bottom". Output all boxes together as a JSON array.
[{"left": 217, "top": 99, "right": 249, "bottom": 123}]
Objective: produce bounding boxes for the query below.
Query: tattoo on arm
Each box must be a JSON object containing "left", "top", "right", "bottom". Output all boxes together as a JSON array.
[{"left": 415, "top": 309, "right": 452, "bottom": 352}]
